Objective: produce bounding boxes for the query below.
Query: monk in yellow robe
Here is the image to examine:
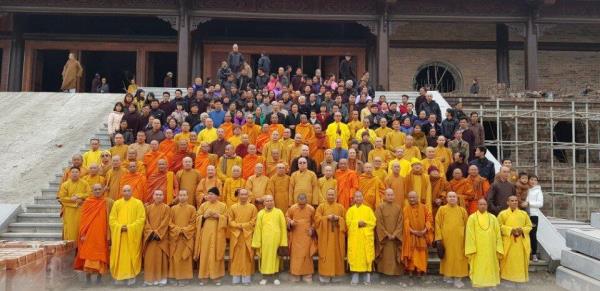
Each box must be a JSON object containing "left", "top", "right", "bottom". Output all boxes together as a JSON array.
[
  {"left": 241, "top": 115, "right": 261, "bottom": 144},
  {"left": 434, "top": 191, "right": 469, "bottom": 288},
  {"left": 82, "top": 164, "right": 106, "bottom": 188},
  {"left": 355, "top": 120, "right": 377, "bottom": 144},
  {"left": 74, "top": 183, "right": 112, "bottom": 285},
  {"left": 286, "top": 194, "right": 316, "bottom": 282},
  {"left": 372, "top": 157, "right": 388, "bottom": 182},
  {"left": 194, "top": 142, "right": 218, "bottom": 178},
  {"left": 421, "top": 147, "right": 444, "bottom": 174},
  {"left": 143, "top": 190, "right": 170, "bottom": 286},
  {"left": 176, "top": 157, "right": 202, "bottom": 207},
  {"left": 289, "top": 157, "right": 320, "bottom": 206},
  {"left": 402, "top": 136, "right": 422, "bottom": 161},
  {"left": 498, "top": 196, "right": 532, "bottom": 285},
  {"left": 194, "top": 188, "right": 227, "bottom": 286},
  {"left": 265, "top": 148, "right": 288, "bottom": 177},
  {"left": 429, "top": 166, "right": 449, "bottom": 218},
  {"left": 169, "top": 190, "right": 197, "bottom": 285},
  {"left": 368, "top": 138, "right": 393, "bottom": 168},
  {"left": 385, "top": 120, "right": 406, "bottom": 152},
  {"left": 448, "top": 168, "right": 473, "bottom": 208},
  {"left": 223, "top": 166, "right": 246, "bottom": 207},
  {"left": 82, "top": 138, "right": 102, "bottom": 169},
  {"left": 335, "top": 159, "right": 359, "bottom": 209},
  {"left": 375, "top": 118, "right": 393, "bottom": 139},
  {"left": 246, "top": 163, "right": 269, "bottom": 206},
  {"left": 217, "top": 145, "right": 243, "bottom": 181},
  {"left": 129, "top": 131, "right": 151, "bottom": 161},
  {"left": 146, "top": 159, "right": 178, "bottom": 205},
  {"left": 387, "top": 148, "right": 412, "bottom": 177},
  {"left": 159, "top": 129, "right": 176, "bottom": 156},
  {"left": 346, "top": 192, "right": 377, "bottom": 285},
  {"left": 375, "top": 189, "right": 404, "bottom": 279},
  {"left": 287, "top": 134, "right": 305, "bottom": 164},
  {"left": 401, "top": 191, "right": 433, "bottom": 278},
  {"left": 110, "top": 134, "right": 129, "bottom": 161},
  {"left": 174, "top": 122, "right": 192, "bottom": 143},
  {"left": 58, "top": 167, "right": 92, "bottom": 241},
  {"left": 326, "top": 112, "right": 351, "bottom": 149},
  {"left": 119, "top": 161, "right": 147, "bottom": 201},
  {"left": 109, "top": 185, "right": 146, "bottom": 286},
  {"left": 404, "top": 159, "right": 432, "bottom": 212},
  {"left": 281, "top": 128, "right": 295, "bottom": 150},
  {"left": 227, "top": 188, "right": 258, "bottom": 285},
  {"left": 318, "top": 166, "right": 337, "bottom": 204},
  {"left": 143, "top": 140, "right": 166, "bottom": 177},
  {"left": 241, "top": 144, "right": 264, "bottom": 179},
  {"left": 385, "top": 161, "right": 406, "bottom": 209},
  {"left": 105, "top": 156, "right": 124, "bottom": 200},
  {"left": 123, "top": 148, "right": 146, "bottom": 176},
  {"left": 465, "top": 199, "right": 504, "bottom": 288},
  {"left": 60, "top": 154, "right": 88, "bottom": 185},
  {"left": 314, "top": 189, "right": 346, "bottom": 283},
  {"left": 434, "top": 136, "right": 453, "bottom": 172},
  {"left": 267, "top": 163, "right": 291, "bottom": 212},
  {"left": 358, "top": 163, "right": 385, "bottom": 210},
  {"left": 196, "top": 165, "right": 222, "bottom": 205},
  {"left": 252, "top": 195, "right": 288, "bottom": 285},
  {"left": 466, "top": 165, "right": 491, "bottom": 214},
  {"left": 262, "top": 131, "right": 288, "bottom": 165}
]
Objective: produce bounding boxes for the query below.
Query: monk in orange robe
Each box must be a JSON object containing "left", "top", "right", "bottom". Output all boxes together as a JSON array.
[
  {"left": 295, "top": 115, "right": 315, "bottom": 145},
  {"left": 465, "top": 165, "right": 490, "bottom": 214},
  {"left": 169, "top": 190, "right": 197, "bottom": 285},
  {"left": 448, "top": 168, "right": 473, "bottom": 208},
  {"left": 74, "top": 183, "right": 113, "bottom": 285},
  {"left": 241, "top": 114, "right": 261, "bottom": 145},
  {"left": 265, "top": 148, "right": 288, "bottom": 177},
  {"left": 176, "top": 157, "right": 202, "bottom": 207},
  {"left": 268, "top": 114, "right": 285, "bottom": 138},
  {"left": 286, "top": 193, "right": 316, "bottom": 282},
  {"left": 146, "top": 159, "right": 179, "bottom": 205},
  {"left": 267, "top": 163, "right": 291, "bottom": 212},
  {"left": 159, "top": 129, "right": 176, "bottom": 158},
  {"left": 196, "top": 165, "right": 223, "bottom": 205},
  {"left": 194, "top": 142, "right": 218, "bottom": 178},
  {"left": 335, "top": 159, "right": 359, "bottom": 209},
  {"left": 242, "top": 144, "right": 265, "bottom": 180},
  {"left": 220, "top": 114, "right": 235, "bottom": 139},
  {"left": 427, "top": 166, "right": 449, "bottom": 219},
  {"left": 255, "top": 124, "right": 271, "bottom": 154},
  {"left": 119, "top": 161, "right": 147, "bottom": 200},
  {"left": 358, "top": 163, "right": 385, "bottom": 210},
  {"left": 60, "top": 154, "right": 88, "bottom": 184},
  {"left": 401, "top": 191, "right": 433, "bottom": 278},
  {"left": 309, "top": 123, "right": 328, "bottom": 168},
  {"left": 123, "top": 148, "right": 146, "bottom": 176},
  {"left": 105, "top": 156, "right": 124, "bottom": 200},
  {"left": 143, "top": 190, "right": 171, "bottom": 286},
  {"left": 144, "top": 140, "right": 166, "bottom": 177},
  {"left": 385, "top": 161, "right": 406, "bottom": 209},
  {"left": 169, "top": 140, "right": 193, "bottom": 173}
]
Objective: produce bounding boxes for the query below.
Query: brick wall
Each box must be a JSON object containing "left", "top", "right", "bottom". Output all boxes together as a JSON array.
[{"left": 390, "top": 22, "right": 496, "bottom": 41}]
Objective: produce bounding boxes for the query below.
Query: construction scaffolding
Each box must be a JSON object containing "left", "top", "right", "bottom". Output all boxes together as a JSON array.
[{"left": 474, "top": 99, "right": 600, "bottom": 221}]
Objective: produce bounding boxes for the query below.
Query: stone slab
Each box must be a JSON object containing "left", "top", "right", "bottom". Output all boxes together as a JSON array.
[
  {"left": 591, "top": 212, "right": 600, "bottom": 229},
  {"left": 565, "top": 229, "right": 600, "bottom": 260},
  {"left": 561, "top": 250, "right": 600, "bottom": 281},
  {"left": 0, "top": 205, "right": 21, "bottom": 233},
  {"left": 556, "top": 266, "right": 600, "bottom": 291}
]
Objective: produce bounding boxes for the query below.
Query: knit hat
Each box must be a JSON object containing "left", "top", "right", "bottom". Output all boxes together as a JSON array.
[
  {"left": 428, "top": 166, "right": 439, "bottom": 175},
  {"left": 208, "top": 187, "right": 220, "bottom": 196}
]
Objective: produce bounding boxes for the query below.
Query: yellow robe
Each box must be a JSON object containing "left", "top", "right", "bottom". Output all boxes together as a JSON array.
[
  {"left": 109, "top": 197, "right": 146, "bottom": 280},
  {"left": 251, "top": 208, "right": 288, "bottom": 275},
  {"left": 402, "top": 146, "right": 422, "bottom": 161},
  {"left": 318, "top": 177, "right": 337, "bottom": 205},
  {"left": 216, "top": 156, "right": 243, "bottom": 181},
  {"left": 385, "top": 131, "right": 406, "bottom": 152},
  {"left": 347, "top": 120, "right": 362, "bottom": 138},
  {"left": 325, "top": 122, "right": 351, "bottom": 149},
  {"left": 421, "top": 158, "right": 445, "bottom": 175},
  {"left": 387, "top": 158, "right": 412, "bottom": 177},
  {"left": 435, "top": 204, "right": 469, "bottom": 277},
  {"left": 262, "top": 140, "right": 288, "bottom": 165},
  {"left": 373, "top": 168, "right": 388, "bottom": 184},
  {"left": 82, "top": 174, "right": 106, "bottom": 188},
  {"left": 223, "top": 177, "right": 246, "bottom": 207},
  {"left": 197, "top": 127, "right": 218, "bottom": 144},
  {"left": 465, "top": 211, "right": 504, "bottom": 288},
  {"left": 246, "top": 175, "right": 270, "bottom": 203},
  {"left": 267, "top": 174, "right": 291, "bottom": 212},
  {"left": 368, "top": 148, "right": 393, "bottom": 167},
  {"left": 289, "top": 170, "right": 320, "bottom": 205},
  {"left": 498, "top": 208, "right": 532, "bottom": 283},
  {"left": 228, "top": 202, "right": 258, "bottom": 276},
  {"left": 346, "top": 204, "right": 376, "bottom": 272},
  {"left": 110, "top": 145, "right": 129, "bottom": 160},
  {"left": 82, "top": 150, "right": 103, "bottom": 169},
  {"left": 358, "top": 174, "right": 385, "bottom": 210},
  {"left": 355, "top": 128, "right": 377, "bottom": 144},
  {"left": 435, "top": 146, "right": 454, "bottom": 172},
  {"left": 195, "top": 201, "right": 228, "bottom": 279},
  {"left": 58, "top": 179, "right": 91, "bottom": 240},
  {"left": 375, "top": 127, "right": 393, "bottom": 139}
]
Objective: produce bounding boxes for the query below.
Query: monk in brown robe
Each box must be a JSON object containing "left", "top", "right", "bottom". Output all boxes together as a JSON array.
[
  {"left": 145, "top": 159, "right": 179, "bottom": 205},
  {"left": 176, "top": 157, "right": 201, "bottom": 207},
  {"left": 105, "top": 156, "right": 124, "bottom": 200},
  {"left": 401, "top": 191, "right": 433, "bottom": 281},
  {"left": 168, "top": 190, "right": 197, "bottom": 286},
  {"left": 335, "top": 159, "right": 359, "bottom": 209},
  {"left": 314, "top": 188, "right": 346, "bottom": 283},
  {"left": 143, "top": 190, "right": 170, "bottom": 287},
  {"left": 194, "top": 142, "right": 218, "bottom": 178},
  {"left": 375, "top": 188, "right": 404, "bottom": 281},
  {"left": 143, "top": 140, "right": 165, "bottom": 177},
  {"left": 119, "top": 161, "right": 147, "bottom": 201},
  {"left": 265, "top": 148, "right": 288, "bottom": 177},
  {"left": 196, "top": 165, "right": 222, "bottom": 205},
  {"left": 465, "top": 165, "right": 490, "bottom": 214},
  {"left": 246, "top": 163, "right": 270, "bottom": 206},
  {"left": 385, "top": 161, "right": 406, "bottom": 209},
  {"left": 242, "top": 144, "right": 265, "bottom": 180},
  {"left": 60, "top": 52, "right": 83, "bottom": 92},
  {"left": 448, "top": 168, "right": 473, "bottom": 208},
  {"left": 227, "top": 188, "right": 258, "bottom": 285},
  {"left": 429, "top": 166, "right": 449, "bottom": 218},
  {"left": 286, "top": 193, "right": 316, "bottom": 283},
  {"left": 195, "top": 187, "right": 228, "bottom": 285},
  {"left": 267, "top": 163, "right": 291, "bottom": 212},
  {"left": 289, "top": 157, "right": 320, "bottom": 206}
]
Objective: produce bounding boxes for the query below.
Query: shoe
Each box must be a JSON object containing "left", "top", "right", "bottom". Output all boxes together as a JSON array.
[
  {"left": 215, "top": 282, "right": 222, "bottom": 286},
  {"left": 199, "top": 281, "right": 205, "bottom": 286},
  {"left": 532, "top": 254, "right": 539, "bottom": 262},
  {"left": 259, "top": 279, "right": 267, "bottom": 285},
  {"left": 453, "top": 279, "right": 465, "bottom": 289},
  {"left": 274, "top": 279, "right": 281, "bottom": 285},
  {"left": 142, "top": 282, "right": 153, "bottom": 287}
]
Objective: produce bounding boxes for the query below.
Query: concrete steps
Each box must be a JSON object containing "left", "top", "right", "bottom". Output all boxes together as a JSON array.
[{"left": 8, "top": 222, "right": 63, "bottom": 233}]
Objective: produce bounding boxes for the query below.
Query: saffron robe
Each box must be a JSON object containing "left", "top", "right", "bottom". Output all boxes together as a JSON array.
[
  {"left": 385, "top": 131, "right": 406, "bottom": 152},
  {"left": 465, "top": 211, "right": 504, "bottom": 288},
  {"left": 466, "top": 175, "right": 490, "bottom": 214},
  {"left": 143, "top": 150, "right": 166, "bottom": 177},
  {"left": 346, "top": 204, "right": 376, "bottom": 272},
  {"left": 110, "top": 145, "right": 129, "bottom": 161},
  {"left": 430, "top": 176, "right": 449, "bottom": 218},
  {"left": 498, "top": 208, "right": 532, "bottom": 283},
  {"left": 267, "top": 174, "right": 291, "bottom": 212},
  {"left": 404, "top": 171, "right": 433, "bottom": 213},
  {"left": 58, "top": 179, "right": 91, "bottom": 240},
  {"left": 196, "top": 177, "right": 223, "bottom": 205},
  {"left": 194, "top": 152, "right": 218, "bottom": 178},
  {"left": 286, "top": 204, "right": 316, "bottom": 276},
  {"left": 176, "top": 169, "right": 202, "bottom": 207},
  {"left": 289, "top": 170, "right": 320, "bottom": 205},
  {"left": 401, "top": 203, "right": 433, "bottom": 273},
  {"left": 105, "top": 167, "right": 124, "bottom": 200},
  {"left": 109, "top": 197, "right": 146, "bottom": 280},
  {"left": 146, "top": 170, "right": 178, "bottom": 205},
  {"left": 375, "top": 202, "right": 404, "bottom": 275},
  {"left": 358, "top": 174, "right": 385, "bottom": 210},
  {"left": 335, "top": 169, "right": 359, "bottom": 209},
  {"left": 223, "top": 177, "right": 246, "bottom": 207},
  {"left": 384, "top": 174, "right": 406, "bottom": 209},
  {"left": 246, "top": 174, "right": 270, "bottom": 203},
  {"left": 119, "top": 172, "right": 147, "bottom": 201},
  {"left": 314, "top": 202, "right": 346, "bottom": 277},
  {"left": 251, "top": 208, "right": 288, "bottom": 275},
  {"left": 241, "top": 123, "right": 261, "bottom": 144},
  {"left": 317, "top": 177, "right": 337, "bottom": 205},
  {"left": 143, "top": 203, "right": 170, "bottom": 282},
  {"left": 74, "top": 196, "right": 112, "bottom": 274},
  {"left": 227, "top": 202, "right": 258, "bottom": 276},
  {"left": 434, "top": 204, "right": 468, "bottom": 277},
  {"left": 169, "top": 203, "right": 197, "bottom": 280},
  {"left": 194, "top": 201, "right": 227, "bottom": 279},
  {"left": 216, "top": 155, "right": 243, "bottom": 181},
  {"left": 309, "top": 133, "right": 329, "bottom": 167},
  {"left": 448, "top": 178, "right": 473, "bottom": 209},
  {"left": 242, "top": 154, "right": 265, "bottom": 180}
]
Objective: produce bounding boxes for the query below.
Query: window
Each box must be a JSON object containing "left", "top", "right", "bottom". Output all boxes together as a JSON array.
[{"left": 413, "top": 61, "right": 461, "bottom": 93}]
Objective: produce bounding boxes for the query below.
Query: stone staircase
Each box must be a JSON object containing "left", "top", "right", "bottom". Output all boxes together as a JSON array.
[{"left": 0, "top": 125, "right": 111, "bottom": 241}]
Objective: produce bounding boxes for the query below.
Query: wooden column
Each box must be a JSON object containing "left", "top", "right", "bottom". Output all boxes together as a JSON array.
[
  {"left": 8, "top": 15, "right": 23, "bottom": 91},
  {"left": 177, "top": 13, "right": 191, "bottom": 87},
  {"left": 136, "top": 48, "right": 147, "bottom": 86},
  {"left": 376, "top": 15, "right": 389, "bottom": 90},
  {"left": 525, "top": 10, "right": 538, "bottom": 91},
  {"left": 496, "top": 23, "right": 510, "bottom": 86}
]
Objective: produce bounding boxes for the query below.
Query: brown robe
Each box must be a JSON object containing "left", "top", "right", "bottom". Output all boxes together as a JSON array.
[
  {"left": 176, "top": 169, "right": 202, "bottom": 207},
  {"left": 286, "top": 204, "right": 316, "bottom": 276},
  {"left": 267, "top": 174, "right": 291, "bottom": 212},
  {"left": 168, "top": 203, "right": 197, "bottom": 280},
  {"left": 227, "top": 202, "right": 258, "bottom": 276},
  {"left": 143, "top": 203, "right": 171, "bottom": 282},
  {"left": 61, "top": 58, "right": 83, "bottom": 90},
  {"left": 375, "top": 201, "right": 404, "bottom": 275},
  {"left": 194, "top": 201, "right": 228, "bottom": 280},
  {"left": 314, "top": 202, "right": 346, "bottom": 277}
]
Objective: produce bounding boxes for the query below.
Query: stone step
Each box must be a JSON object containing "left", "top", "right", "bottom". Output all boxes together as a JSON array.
[
  {"left": 8, "top": 222, "right": 63, "bottom": 233},
  {"left": 25, "top": 204, "right": 61, "bottom": 213},
  {"left": 41, "top": 189, "right": 58, "bottom": 198},
  {"left": 0, "top": 232, "right": 62, "bottom": 241},
  {"left": 34, "top": 196, "right": 60, "bottom": 205},
  {"left": 561, "top": 250, "right": 600, "bottom": 281},
  {"left": 17, "top": 212, "right": 61, "bottom": 223},
  {"left": 566, "top": 229, "right": 600, "bottom": 260},
  {"left": 556, "top": 266, "right": 600, "bottom": 291}
]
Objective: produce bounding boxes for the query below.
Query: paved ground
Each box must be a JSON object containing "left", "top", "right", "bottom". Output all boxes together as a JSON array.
[{"left": 64, "top": 271, "right": 563, "bottom": 290}]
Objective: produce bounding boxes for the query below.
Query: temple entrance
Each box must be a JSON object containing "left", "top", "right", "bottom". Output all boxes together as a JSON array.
[
  {"left": 34, "top": 49, "right": 68, "bottom": 92},
  {"left": 81, "top": 51, "right": 136, "bottom": 93},
  {"left": 148, "top": 52, "right": 177, "bottom": 87}
]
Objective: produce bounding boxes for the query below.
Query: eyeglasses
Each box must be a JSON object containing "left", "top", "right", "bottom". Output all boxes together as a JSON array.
[{"left": 298, "top": 161, "right": 307, "bottom": 164}]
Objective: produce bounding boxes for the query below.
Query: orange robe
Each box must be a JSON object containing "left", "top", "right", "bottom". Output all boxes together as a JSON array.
[
  {"left": 146, "top": 171, "right": 179, "bottom": 205},
  {"left": 309, "top": 133, "right": 328, "bottom": 168},
  {"left": 74, "top": 196, "right": 111, "bottom": 274},
  {"left": 448, "top": 178, "right": 473, "bottom": 209},
  {"left": 358, "top": 174, "right": 385, "bottom": 210},
  {"left": 465, "top": 175, "right": 490, "bottom": 214},
  {"left": 220, "top": 122, "right": 234, "bottom": 139},
  {"left": 159, "top": 139, "right": 176, "bottom": 155},
  {"left": 286, "top": 204, "right": 316, "bottom": 276},
  {"left": 169, "top": 203, "right": 197, "bottom": 280},
  {"left": 227, "top": 202, "right": 258, "bottom": 276},
  {"left": 401, "top": 203, "right": 433, "bottom": 273},
  {"left": 119, "top": 172, "right": 147, "bottom": 200},
  {"left": 169, "top": 150, "right": 191, "bottom": 173},
  {"left": 143, "top": 203, "right": 170, "bottom": 283},
  {"left": 143, "top": 151, "right": 166, "bottom": 177},
  {"left": 105, "top": 168, "right": 124, "bottom": 200},
  {"left": 241, "top": 124, "right": 261, "bottom": 145},
  {"left": 335, "top": 169, "right": 359, "bottom": 209},
  {"left": 267, "top": 174, "right": 291, "bottom": 212},
  {"left": 196, "top": 177, "right": 223, "bottom": 205},
  {"left": 242, "top": 154, "right": 265, "bottom": 180},
  {"left": 266, "top": 159, "right": 288, "bottom": 177},
  {"left": 255, "top": 133, "right": 270, "bottom": 153},
  {"left": 314, "top": 201, "right": 346, "bottom": 277},
  {"left": 194, "top": 152, "right": 218, "bottom": 178},
  {"left": 176, "top": 169, "right": 202, "bottom": 207},
  {"left": 430, "top": 176, "right": 449, "bottom": 218},
  {"left": 385, "top": 174, "right": 406, "bottom": 209},
  {"left": 268, "top": 124, "right": 284, "bottom": 138},
  {"left": 296, "top": 123, "right": 315, "bottom": 143}
]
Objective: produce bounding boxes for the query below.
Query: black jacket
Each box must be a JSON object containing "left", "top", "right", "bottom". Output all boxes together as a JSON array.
[
  {"left": 257, "top": 55, "right": 271, "bottom": 74},
  {"left": 469, "top": 157, "right": 496, "bottom": 182}
]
